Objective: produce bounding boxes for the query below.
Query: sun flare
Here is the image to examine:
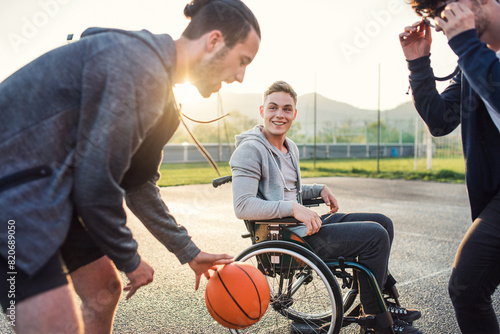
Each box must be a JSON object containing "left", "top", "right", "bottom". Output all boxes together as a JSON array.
[{"left": 173, "top": 83, "right": 204, "bottom": 104}]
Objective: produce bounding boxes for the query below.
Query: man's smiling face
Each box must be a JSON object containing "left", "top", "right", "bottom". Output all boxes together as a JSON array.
[{"left": 260, "top": 91, "right": 297, "bottom": 139}]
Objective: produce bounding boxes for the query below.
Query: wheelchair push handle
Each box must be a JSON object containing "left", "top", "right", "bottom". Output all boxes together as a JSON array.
[{"left": 212, "top": 175, "right": 232, "bottom": 188}]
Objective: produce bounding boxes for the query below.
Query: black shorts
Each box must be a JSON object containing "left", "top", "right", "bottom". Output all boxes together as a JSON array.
[
  {"left": 60, "top": 215, "right": 105, "bottom": 273},
  {"left": 0, "top": 217, "right": 105, "bottom": 312},
  {"left": 0, "top": 251, "right": 68, "bottom": 313}
]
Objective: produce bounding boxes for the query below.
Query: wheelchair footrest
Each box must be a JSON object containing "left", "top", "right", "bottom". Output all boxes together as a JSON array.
[{"left": 344, "top": 311, "right": 394, "bottom": 333}]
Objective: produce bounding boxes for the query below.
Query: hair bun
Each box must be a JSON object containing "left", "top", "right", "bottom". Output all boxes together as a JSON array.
[{"left": 184, "top": 0, "right": 214, "bottom": 18}]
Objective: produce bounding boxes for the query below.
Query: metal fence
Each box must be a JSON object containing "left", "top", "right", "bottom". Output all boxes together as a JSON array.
[{"left": 162, "top": 143, "right": 423, "bottom": 163}]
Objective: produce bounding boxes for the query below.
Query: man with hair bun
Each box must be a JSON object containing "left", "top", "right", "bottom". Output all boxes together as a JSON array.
[
  {"left": 181, "top": 0, "right": 261, "bottom": 97},
  {"left": 0, "top": 0, "right": 260, "bottom": 333},
  {"left": 400, "top": 0, "right": 500, "bottom": 333}
]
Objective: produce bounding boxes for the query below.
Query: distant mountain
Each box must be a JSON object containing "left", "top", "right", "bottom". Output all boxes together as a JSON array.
[{"left": 179, "top": 92, "right": 418, "bottom": 129}]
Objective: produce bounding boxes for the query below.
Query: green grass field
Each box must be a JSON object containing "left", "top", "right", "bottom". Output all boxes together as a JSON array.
[{"left": 158, "top": 157, "right": 465, "bottom": 187}]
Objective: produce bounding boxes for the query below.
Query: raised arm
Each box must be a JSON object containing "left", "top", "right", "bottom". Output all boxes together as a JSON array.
[{"left": 400, "top": 20, "right": 462, "bottom": 136}]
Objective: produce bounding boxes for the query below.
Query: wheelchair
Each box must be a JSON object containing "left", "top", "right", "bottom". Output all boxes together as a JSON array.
[{"left": 213, "top": 176, "right": 399, "bottom": 334}]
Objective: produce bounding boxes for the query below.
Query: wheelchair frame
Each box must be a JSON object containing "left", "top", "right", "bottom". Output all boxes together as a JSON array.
[{"left": 213, "top": 176, "right": 394, "bottom": 334}]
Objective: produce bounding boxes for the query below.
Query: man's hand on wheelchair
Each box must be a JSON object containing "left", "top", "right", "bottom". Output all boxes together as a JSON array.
[
  {"left": 321, "top": 186, "right": 339, "bottom": 214},
  {"left": 292, "top": 202, "right": 322, "bottom": 236},
  {"left": 188, "top": 251, "right": 234, "bottom": 290}
]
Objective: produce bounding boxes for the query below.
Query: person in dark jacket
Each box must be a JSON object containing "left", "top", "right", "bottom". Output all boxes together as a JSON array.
[
  {"left": 0, "top": 0, "right": 260, "bottom": 333},
  {"left": 400, "top": 1, "right": 500, "bottom": 333}
]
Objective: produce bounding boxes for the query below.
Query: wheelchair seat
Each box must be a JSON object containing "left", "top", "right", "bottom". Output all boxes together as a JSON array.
[{"left": 243, "top": 197, "right": 324, "bottom": 246}]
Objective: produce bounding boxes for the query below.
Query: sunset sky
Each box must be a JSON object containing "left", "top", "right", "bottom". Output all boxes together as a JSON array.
[{"left": 0, "top": 0, "right": 458, "bottom": 111}]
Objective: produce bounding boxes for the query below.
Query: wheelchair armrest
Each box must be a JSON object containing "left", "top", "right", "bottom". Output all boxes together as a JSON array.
[
  {"left": 302, "top": 197, "right": 324, "bottom": 207},
  {"left": 249, "top": 217, "right": 310, "bottom": 246},
  {"left": 252, "top": 217, "right": 302, "bottom": 225}
]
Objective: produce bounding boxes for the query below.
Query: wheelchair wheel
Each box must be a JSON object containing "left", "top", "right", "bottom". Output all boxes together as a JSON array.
[{"left": 230, "top": 241, "right": 343, "bottom": 334}]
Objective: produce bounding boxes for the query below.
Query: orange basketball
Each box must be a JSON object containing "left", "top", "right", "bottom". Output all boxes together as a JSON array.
[{"left": 205, "top": 262, "right": 270, "bottom": 329}]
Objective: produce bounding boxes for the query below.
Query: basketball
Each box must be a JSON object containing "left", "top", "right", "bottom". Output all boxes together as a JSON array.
[{"left": 205, "top": 262, "right": 270, "bottom": 329}]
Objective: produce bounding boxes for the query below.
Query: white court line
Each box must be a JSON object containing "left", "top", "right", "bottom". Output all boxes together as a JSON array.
[{"left": 398, "top": 268, "right": 453, "bottom": 287}]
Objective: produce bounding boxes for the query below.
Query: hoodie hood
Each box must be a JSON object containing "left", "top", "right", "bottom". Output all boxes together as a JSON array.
[
  {"left": 235, "top": 125, "right": 293, "bottom": 157},
  {"left": 234, "top": 125, "right": 299, "bottom": 193},
  {"left": 235, "top": 125, "right": 270, "bottom": 148},
  {"left": 81, "top": 27, "right": 115, "bottom": 38},
  {"left": 81, "top": 27, "right": 177, "bottom": 77}
]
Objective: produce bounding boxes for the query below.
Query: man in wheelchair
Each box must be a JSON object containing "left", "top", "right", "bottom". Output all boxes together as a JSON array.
[{"left": 229, "top": 81, "right": 421, "bottom": 334}]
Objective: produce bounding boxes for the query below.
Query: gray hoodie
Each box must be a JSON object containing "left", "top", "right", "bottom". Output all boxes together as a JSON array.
[
  {"left": 229, "top": 125, "right": 324, "bottom": 236},
  {"left": 0, "top": 28, "right": 199, "bottom": 275}
]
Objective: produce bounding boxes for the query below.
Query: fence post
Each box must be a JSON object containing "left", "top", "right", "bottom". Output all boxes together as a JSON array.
[
  {"left": 182, "top": 142, "right": 189, "bottom": 162},
  {"left": 426, "top": 131, "right": 433, "bottom": 170},
  {"left": 414, "top": 117, "right": 419, "bottom": 171}
]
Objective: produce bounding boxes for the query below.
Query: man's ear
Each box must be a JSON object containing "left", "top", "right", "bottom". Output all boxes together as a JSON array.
[
  {"left": 259, "top": 105, "right": 264, "bottom": 118},
  {"left": 293, "top": 109, "right": 297, "bottom": 120},
  {"left": 205, "top": 30, "right": 225, "bottom": 53}
]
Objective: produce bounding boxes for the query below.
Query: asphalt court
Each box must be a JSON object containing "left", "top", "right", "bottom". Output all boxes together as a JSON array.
[{"left": 2, "top": 177, "right": 499, "bottom": 333}]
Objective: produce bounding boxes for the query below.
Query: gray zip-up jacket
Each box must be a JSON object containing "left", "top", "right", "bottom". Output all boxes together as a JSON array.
[
  {"left": 0, "top": 28, "right": 199, "bottom": 276},
  {"left": 229, "top": 125, "right": 324, "bottom": 236}
]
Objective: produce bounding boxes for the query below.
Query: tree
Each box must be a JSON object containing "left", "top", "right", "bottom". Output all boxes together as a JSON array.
[{"left": 366, "top": 121, "right": 410, "bottom": 143}]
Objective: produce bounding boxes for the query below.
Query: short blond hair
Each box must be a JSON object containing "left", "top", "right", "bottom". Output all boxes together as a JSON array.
[{"left": 263, "top": 81, "right": 297, "bottom": 105}]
